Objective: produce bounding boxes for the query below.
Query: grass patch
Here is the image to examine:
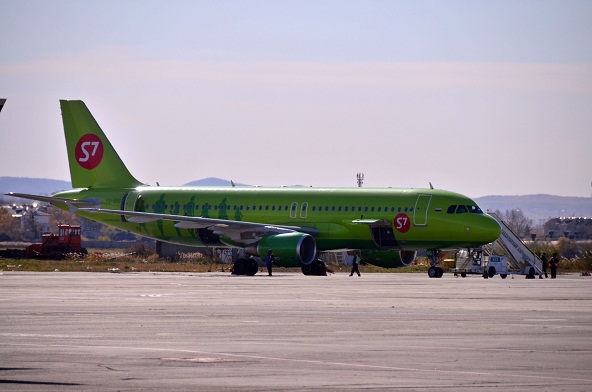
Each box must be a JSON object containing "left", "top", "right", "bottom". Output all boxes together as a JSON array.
[{"left": 1, "top": 252, "right": 590, "bottom": 275}]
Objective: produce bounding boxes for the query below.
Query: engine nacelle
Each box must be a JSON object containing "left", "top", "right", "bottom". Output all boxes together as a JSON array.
[
  {"left": 360, "top": 249, "right": 417, "bottom": 268},
  {"left": 244, "top": 232, "right": 317, "bottom": 267}
]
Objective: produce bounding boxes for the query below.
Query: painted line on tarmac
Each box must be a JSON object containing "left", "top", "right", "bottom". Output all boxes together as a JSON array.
[{"left": 6, "top": 342, "right": 592, "bottom": 385}]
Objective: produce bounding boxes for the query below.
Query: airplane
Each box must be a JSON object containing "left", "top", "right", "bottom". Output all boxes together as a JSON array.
[{"left": 8, "top": 100, "right": 501, "bottom": 277}]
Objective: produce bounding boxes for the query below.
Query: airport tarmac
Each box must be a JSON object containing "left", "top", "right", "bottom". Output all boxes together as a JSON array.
[{"left": 1, "top": 271, "right": 591, "bottom": 391}]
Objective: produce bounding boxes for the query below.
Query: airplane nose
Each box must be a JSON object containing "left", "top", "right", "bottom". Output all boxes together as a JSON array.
[{"left": 480, "top": 213, "right": 502, "bottom": 243}]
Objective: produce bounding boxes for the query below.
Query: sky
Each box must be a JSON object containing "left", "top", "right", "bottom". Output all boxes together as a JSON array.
[{"left": 1, "top": 0, "right": 591, "bottom": 198}]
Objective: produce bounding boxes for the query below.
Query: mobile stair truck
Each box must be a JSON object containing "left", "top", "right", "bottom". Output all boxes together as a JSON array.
[{"left": 452, "top": 212, "right": 544, "bottom": 279}]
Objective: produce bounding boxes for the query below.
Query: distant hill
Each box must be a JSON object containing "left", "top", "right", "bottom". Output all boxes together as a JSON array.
[
  {"left": 475, "top": 194, "right": 592, "bottom": 222},
  {"left": 0, "top": 177, "right": 71, "bottom": 202},
  {"left": 3, "top": 177, "right": 591, "bottom": 222}
]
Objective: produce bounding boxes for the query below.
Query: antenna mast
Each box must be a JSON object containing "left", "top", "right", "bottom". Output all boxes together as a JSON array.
[{"left": 357, "top": 173, "right": 364, "bottom": 188}]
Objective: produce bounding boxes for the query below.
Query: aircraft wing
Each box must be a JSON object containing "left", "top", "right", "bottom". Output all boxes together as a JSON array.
[
  {"left": 80, "top": 208, "right": 319, "bottom": 243},
  {"left": 352, "top": 218, "right": 392, "bottom": 227}
]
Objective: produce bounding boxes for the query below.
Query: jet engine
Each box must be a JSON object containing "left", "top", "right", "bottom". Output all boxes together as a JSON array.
[
  {"left": 244, "top": 232, "right": 317, "bottom": 267},
  {"left": 360, "top": 249, "right": 417, "bottom": 268}
]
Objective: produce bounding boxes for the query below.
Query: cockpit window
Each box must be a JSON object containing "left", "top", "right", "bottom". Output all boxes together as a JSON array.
[
  {"left": 456, "top": 205, "right": 468, "bottom": 214},
  {"left": 447, "top": 205, "right": 457, "bottom": 214},
  {"left": 468, "top": 205, "right": 483, "bottom": 214}
]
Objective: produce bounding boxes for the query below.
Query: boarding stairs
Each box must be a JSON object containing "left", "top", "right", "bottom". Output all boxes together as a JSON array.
[{"left": 487, "top": 213, "right": 544, "bottom": 276}]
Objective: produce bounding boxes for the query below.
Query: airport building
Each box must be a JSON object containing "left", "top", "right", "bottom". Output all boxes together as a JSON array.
[{"left": 544, "top": 217, "right": 592, "bottom": 240}]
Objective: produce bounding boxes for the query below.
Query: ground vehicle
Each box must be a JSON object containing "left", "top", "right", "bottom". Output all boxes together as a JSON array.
[{"left": 24, "top": 224, "right": 87, "bottom": 258}]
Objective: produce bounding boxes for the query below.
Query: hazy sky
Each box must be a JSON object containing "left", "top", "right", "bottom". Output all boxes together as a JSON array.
[{"left": 1, "top": 0, "right": 591, "bottom": 198}]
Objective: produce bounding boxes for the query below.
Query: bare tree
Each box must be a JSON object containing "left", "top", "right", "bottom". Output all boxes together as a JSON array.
[{"left": 495, "top": 209, "right": 533, "bottom": 238}]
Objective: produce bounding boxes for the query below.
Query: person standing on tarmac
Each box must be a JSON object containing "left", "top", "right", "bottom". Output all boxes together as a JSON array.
[
  {"left": 540, "top": 253, "right": 548, "bottom": 278},
  {"left": 265, "top": 249, "right": 274, "bottom": 276},
  {"left": 350, "top": 254, "right": 361, "bottom": 277},
  {"left": 550, "top": 252, "right": 560, "bottom": 279}
]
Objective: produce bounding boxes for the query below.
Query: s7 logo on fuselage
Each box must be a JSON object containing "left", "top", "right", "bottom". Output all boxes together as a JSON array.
[
  {"left": 75, "top": 134, "right": 104, "bottom": 170},
  {"left": 394, "top": 213, "right": 410, "bottom": 233}
]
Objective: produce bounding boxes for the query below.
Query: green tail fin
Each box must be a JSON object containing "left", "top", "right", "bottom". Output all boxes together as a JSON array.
[{"left": 61, "top": 100, "right": 143, "bottom": 189}]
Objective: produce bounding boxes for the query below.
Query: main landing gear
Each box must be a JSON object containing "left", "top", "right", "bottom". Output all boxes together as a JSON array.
[
  {"left": 231, "top": 258, "right": 259, "bottom": 276},
  {"left": 301, "top": 259, "right": 328, "bottom": 276},
  {"left": 427, "top": 250, "right": 444, "bottom": 278}
]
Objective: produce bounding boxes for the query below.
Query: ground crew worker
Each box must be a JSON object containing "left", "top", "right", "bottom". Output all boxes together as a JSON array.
[
  {"left": 550, "top": 252, "right": 560, "bottom": 279},
  {"left": 540, "top": 253, "right": 548, "bottom": 278},
  {"left": 350, "top": 254, "right": 361, "bottom": 277},
  {"left": 265, "top": 249, "right": 274, "bottom": 276}
]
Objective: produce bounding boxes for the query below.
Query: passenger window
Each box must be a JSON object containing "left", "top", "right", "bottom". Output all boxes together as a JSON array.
[
  {"left": 456, "top": 205, "right": 468, "bottom": 214},
  {"left": 338, "top": 206, "right": 342, "bottom": 211},
  {"left": 345, "top": 207, "right": 349, "bottom": 212},
  {"left": 377, "top": 207, "right": 381, "bottom": 212},
  {"left": 332, "top": 206, "right": 335, "bottom": 211},
  {"left": 447, "top": 205, "right": 456, "bottom": 214}
]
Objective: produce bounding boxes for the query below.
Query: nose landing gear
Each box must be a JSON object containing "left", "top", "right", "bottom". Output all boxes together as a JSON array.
[{"left": 427, "top": 250, "right": 444, "bottom": 278}]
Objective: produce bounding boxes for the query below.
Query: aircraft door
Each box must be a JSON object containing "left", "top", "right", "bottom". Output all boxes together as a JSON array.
[
  {"left": 413, "top": 194, "right": 432, "bottom": 226},
  {"left": 290, "top": 202, "right": 298, "bottom": 218},
  {"left": 300, "top": 202, "right": 308, "bottom": 218}
]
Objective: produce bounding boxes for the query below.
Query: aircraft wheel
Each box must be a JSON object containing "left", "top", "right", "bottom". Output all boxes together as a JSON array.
[
  {"left": 232, "top": 259, "right": 247, "bottom": 275},
  {"left": 428, "top": 266, "right": 438, "bottom": 278},
  {"left": 500, "top": 274, "right": 507, "bottom": 279},
  {"left": 437, "top": 267, "right": 444, "bottom": 278},
  {"left": 313, "top": 260, "right": 327, "bottom": 276},
  {"left": 246, "top": 259, "right": 258, "bottom": 276},
  {"left": 301, "top": 264, "right": 313, "bottom": 276}
]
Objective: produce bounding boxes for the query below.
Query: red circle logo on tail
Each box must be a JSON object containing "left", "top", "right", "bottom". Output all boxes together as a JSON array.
[{"left": 75, "top": 134, "right": 104, "bottom": 170}]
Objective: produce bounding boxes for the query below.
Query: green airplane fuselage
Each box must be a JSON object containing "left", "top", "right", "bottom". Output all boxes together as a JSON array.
[{"left": 55, "top": 185, "right": 500, "bottom": 267}]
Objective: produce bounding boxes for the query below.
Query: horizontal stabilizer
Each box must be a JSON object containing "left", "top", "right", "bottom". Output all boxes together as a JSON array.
[{"left": 5, "top": 192, "right": 101, "bottom": 208}]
